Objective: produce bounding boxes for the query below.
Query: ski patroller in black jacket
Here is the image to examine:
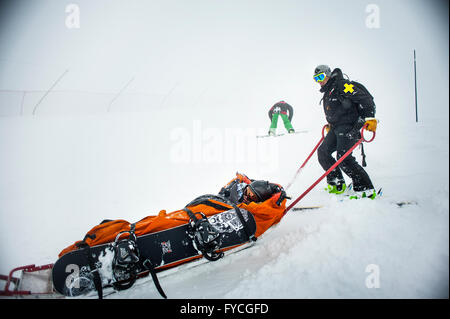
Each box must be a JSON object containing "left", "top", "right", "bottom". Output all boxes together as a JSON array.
[
  {"left": 268, "top": 101, "right": 294, "bottom": 122},
  {"left": 320, "top": 68, "right": 376, "bottom": 130}
]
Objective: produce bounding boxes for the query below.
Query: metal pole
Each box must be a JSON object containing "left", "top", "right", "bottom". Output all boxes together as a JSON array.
[
  {"left": 20, "top": 91, "right": 26, "bottom": 116},
  {"left": 414, "top": 50, "right": 418, "bottom": 122},
  {"left": 32, "top": 69, "right": 69, "bottom": 115}
]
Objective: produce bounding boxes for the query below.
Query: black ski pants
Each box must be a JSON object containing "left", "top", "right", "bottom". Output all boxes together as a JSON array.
[{"left": 317, "top": 124, "right": 374, "bottom": 191}]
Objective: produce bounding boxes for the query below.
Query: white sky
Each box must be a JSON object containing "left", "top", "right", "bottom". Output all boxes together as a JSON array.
[{"left": 0, "top": 0, "right": 448, "bottom": 122}]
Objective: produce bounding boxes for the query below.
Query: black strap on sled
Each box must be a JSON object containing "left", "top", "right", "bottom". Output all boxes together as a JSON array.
[
  {"left": 232, "top": 204, "right": 257, "bottom": 242},
  {"left": 207, "top": 195, "right": 257, "bottom": 242},
  {"left": 88, "top": 250, "right": 103, "bottom": 299},
  {"left": 185, "top": 194, "right": 233, "bottom": 211},
  {"left": 142, "top": 259, "right": 167, "bottom": 299},
  {"left": 75, "top": 241, "right": 103, "bottom": 299}
]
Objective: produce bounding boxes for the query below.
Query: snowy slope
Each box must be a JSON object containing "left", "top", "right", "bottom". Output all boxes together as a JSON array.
[
  {"left": 111, "top": 122, "right": 449, "bottom": 299},
  {"left": 0, "top": 0, "right": 448, "bottom": 299},
  {"left": 0, "top": 110, "right": 448, "bottom": 299}
]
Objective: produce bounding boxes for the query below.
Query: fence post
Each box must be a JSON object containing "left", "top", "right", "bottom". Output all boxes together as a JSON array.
[
  {"left": 32, "top": 69, "right": 69, "bottom": 115},
  {"left": 414, "top": 49, "right": 418, "bottom": 123},
  {"left": 107, "top": 77, "right": 134, "bottom": 112}
]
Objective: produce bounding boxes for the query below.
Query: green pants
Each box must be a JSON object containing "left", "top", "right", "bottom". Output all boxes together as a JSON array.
[{"left": 270, "top": 113, "right": 294, "bottom": 132}]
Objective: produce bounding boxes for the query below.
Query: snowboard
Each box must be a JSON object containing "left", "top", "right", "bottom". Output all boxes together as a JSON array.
[{"left": 52, "top": 208, "right": 257, "bottom": 297}]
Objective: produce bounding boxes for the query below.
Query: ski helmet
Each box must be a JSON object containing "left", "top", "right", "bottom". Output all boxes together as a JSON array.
[
  {"left": 314, "top": 65, "right": 331, "bottom": 77},
  {"left": 247, "top": 180, "right": 274, "bottom": 202}
]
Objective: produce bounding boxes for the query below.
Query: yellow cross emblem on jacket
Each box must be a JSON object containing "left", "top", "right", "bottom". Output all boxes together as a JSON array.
[{"left": 343, "top": 83, "right": 354, "bottom": 93}]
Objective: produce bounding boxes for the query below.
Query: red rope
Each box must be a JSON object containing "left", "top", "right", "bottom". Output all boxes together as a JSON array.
[{"left": 285, "top": 125, "right": 328, "bottom": 190}]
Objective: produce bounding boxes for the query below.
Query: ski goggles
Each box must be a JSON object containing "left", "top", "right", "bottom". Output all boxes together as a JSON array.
[
  {"left": 243, "top": 186, "right": 259, "bottom": 204},
  {"left": 313, "top": 72, "right": 326, "bottom": 82}
]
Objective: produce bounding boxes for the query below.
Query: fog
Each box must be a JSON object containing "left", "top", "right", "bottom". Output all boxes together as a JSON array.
[
  {"left": 0, "top": 0, "right": 448, "bottom": 126},
  {"left": 0, "top": 1, "right": 448, "bottom": 298}
]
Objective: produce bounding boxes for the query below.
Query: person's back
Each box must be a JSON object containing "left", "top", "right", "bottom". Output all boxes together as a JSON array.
[{"left": 267, "top": 101, "right": 295, "bottom": 136}]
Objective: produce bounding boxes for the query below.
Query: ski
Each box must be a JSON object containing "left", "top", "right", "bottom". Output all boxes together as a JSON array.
[
  {"left": 395, "top": 201, "right": 418, "bottom": 207},
  {"left": 292, "top": 206, "right": 323, "bottom": 211},
  {"left": 292, "top": 200, "right": 418, "bottom": 211},
  {"left": 256, "top": 130, "right": 308, "bottom": 138},
  {"left": 324, "top": 183, "right": 382, "bottom": 200}
]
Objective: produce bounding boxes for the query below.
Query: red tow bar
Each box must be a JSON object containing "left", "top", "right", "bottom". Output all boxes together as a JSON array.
[{"left": 285, "top": 124, "right": 375, "bottom": 214}]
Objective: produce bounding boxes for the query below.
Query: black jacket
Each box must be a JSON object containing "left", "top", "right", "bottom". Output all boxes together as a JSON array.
[
  {"left": 268, "top": 101, "right": 294, "bottom": 121},
  {"left": 320, "top": 68, "right": 375, "bottom": 130}
]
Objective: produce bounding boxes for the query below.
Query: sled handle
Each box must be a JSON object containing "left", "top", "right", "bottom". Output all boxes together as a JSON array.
[
  {"left": 361, "top": 124, "right": 375, "bottom": 143},
  {"left": 321, "top": 124, "right": 328, "bottom": 138}
]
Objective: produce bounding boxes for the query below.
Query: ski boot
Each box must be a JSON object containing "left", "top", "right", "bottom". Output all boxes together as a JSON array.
[
  {"left": 325, "top": 183, "right": 347, "bottom": 195},
  {"left": 268, "top": 128, "right": 276, "bottom": 136},
  {"left": 349, "top": 189, "right": 378, "bottom": 200},
  {"left": 288, "top": 128, "right": 295, "bottom": 134}
]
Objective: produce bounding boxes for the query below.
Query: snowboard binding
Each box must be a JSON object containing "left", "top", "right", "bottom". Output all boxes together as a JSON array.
[
  {"left": 186, "top": 210, "right": 224, "bottom": 262},
  {"left": 111, "top": 227, "right": 140, "bottom": 291}
]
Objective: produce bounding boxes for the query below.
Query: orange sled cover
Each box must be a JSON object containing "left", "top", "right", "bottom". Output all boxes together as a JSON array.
[{"left": 58, "top": 174, "right": 286, "bottom": 258}]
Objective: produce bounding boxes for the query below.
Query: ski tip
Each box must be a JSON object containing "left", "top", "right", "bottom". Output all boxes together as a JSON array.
[
  {"left": 292, "top": 206, "right": 323, "bottom": 211},
  {"left": 396, "top": 200, "right": 418, "bottom": 207}
]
